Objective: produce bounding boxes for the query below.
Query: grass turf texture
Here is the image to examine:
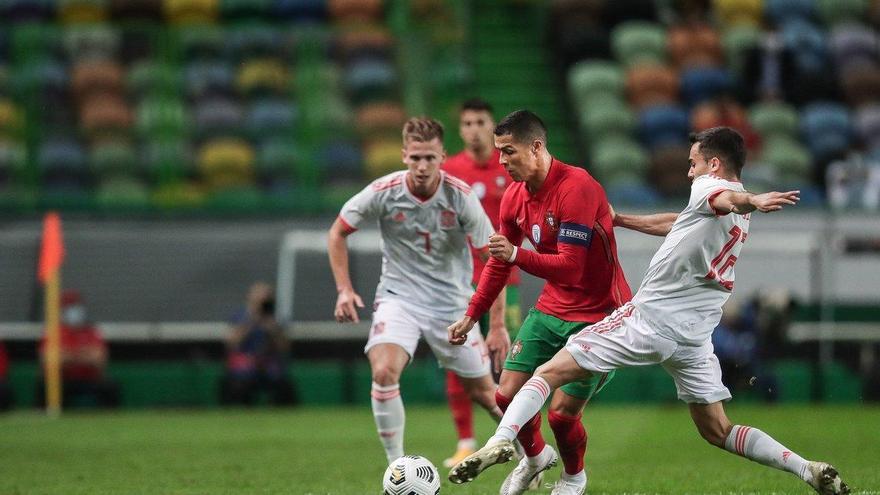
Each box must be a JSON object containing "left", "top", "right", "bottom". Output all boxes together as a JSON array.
[{"left": 0, "top": 405, "right": 877, "bottom": 494}]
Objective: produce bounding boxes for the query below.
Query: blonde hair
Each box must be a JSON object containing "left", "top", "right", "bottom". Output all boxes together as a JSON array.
[{"left": 402, "top": 117, "right": 444, "bottom": 145}]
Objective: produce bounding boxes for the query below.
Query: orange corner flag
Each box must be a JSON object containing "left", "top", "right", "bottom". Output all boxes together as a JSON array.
[{"left": 38, "top": 212, "right": 65, "bottom": 284}]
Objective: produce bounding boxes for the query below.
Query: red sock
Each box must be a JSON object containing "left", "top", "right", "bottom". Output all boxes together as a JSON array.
[
  {"left": 495, "top": 390, "right": 546, "bottom": 457},
  {"left": 548, "top": 410, "right": 587, "bottom": 475},
  {"left": 446, "top": 371, "right": 474, "bottom": 441}
]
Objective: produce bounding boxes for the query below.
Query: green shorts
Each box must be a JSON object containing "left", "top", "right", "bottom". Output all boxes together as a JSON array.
[
  {"left": 505, "top": 307, "right": 615, "bottom": 401},
  {"left": 478, "top": 285, "right": 522, "bottom": 339}
]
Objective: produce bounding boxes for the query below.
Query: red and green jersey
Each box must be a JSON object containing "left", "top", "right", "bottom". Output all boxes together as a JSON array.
[
  {"left": 466, "top": 159, "right": 632, "bottom": 323},
  {"left": 443, "top": 149, "right": 520, "bottom": 285}
]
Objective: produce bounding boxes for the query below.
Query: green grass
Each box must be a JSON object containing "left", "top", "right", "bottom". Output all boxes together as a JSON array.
[{"left": 0, "top": 405, "right": 878, "bottom": 494}]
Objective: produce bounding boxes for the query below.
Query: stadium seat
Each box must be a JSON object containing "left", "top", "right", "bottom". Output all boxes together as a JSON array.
[
  {"left": 625, "top": 64, "right": 679, "bottom": 110},
  {"left": 554, "top": 18, "right": 611, "bottom": 68},
  {"left": 667, "top": 23, "right": 723, "bottom": 69},
  {"left": 328, "top": 0, "right": 383, "bottom": 22},
  {"left": 185, "top": 61, "right": 235, "bottom": 99},
  {"left": 800, "top": 102, "right": 853, "bottom": 163},
  {"left": 648, "top": 144, "right": 691, "bottom": 197},
  {"left": 177, "top": 26, "right": 226, "bottom": 61},
  {"left": 781, "top": 19, "right": 829, "bottom": 74},
  {"left": 197, "top": 137, "right": 255, "bottom": 189},
  {"left": 0, "top": 99, "right": 24, "bottom": 139},
  {"left": 96, "top": 175, "right": 151, "bottom": 208},
  {"left": 840, "top": 64, "right": 880, "bottom": 106},
  {"left": 236, "top": 58, "right": 289, "bottom": 96},
  {"left": 855, "top": 104, "right": 880, "bottom": 150},
  {"left": 334, "top": 27, "right": 395, "bottom": 65},
  {"left": 163, "top": 0, "right": 220, "bottom": 23},
  {"left": 602, "top": 0, "right": 658, "bottom": 27},
  {"left": 765, "top": 0, "right": 816, "bottom": 25},
  {"left": 0, "top": 0, "right": 56, "bottom": 22},
  {"left": 192, "top": 96, "right": 245, "bottom": 138},
  {"left": 317, "top": 139, "right": 362, "bottom": 182},
  {"left": 713, "top": 0, "right": 764, "bottom": 27},
  {"left": 0, "top": 139, "right": 27, "bottom": 184},
  {"left": 80, "top": 93, "right": 134, "bottom": 135},
  {"left": 830, "top": 24, "right": 880, "bottom": 74},
  {"left": 578, "top": 100, "right": 636, "bottom": 147},
  {"left": 128, "top": 60, "right": 180, "bottom": 96},
  {"left": 257, "top": 138, "right": 299, "bottom": 182},
  {"left": 611, "top": 21, "right": 667, "bottom": 67},
  {"left": 228, "top": 25, "right": 286, "bottom": 61},
  {"left": 71, "top": 61, "right": 125, "bottom": 101},
  {"left": 722, "top": 25, "right": 762, "bottom": 78},
  {"left": 143, "top": 137, "right": 194, "bottom": 182},
  {"left": 568, "top": 61, "right": 625, "bottom": 105},
  {"left": 354, "top": 101, "right": 406, "bottom": 138},
  {"left": 38, "top": 136, "right": 90, "bottom": 189},
  {"left": 270, "top": 0, "right": 327, "bottom": 21},
  {"left": 245, "top": 98, "right": 298, "bottom": 138},
  {"left": 62, "top": 25, "right": 120, "bottom": 61},
  {"left": 364, "top": 138, "right": 403, "bottom": 179},
  {"left": 89, "top": 140, "right": 139, "bottom": 179},
  {"left": 749, "top": 101, "right": 799, "bottom": 140},
  {"left": 344, "top": 58, "right": 398, "bottom": 105},
  {"left": 638, "top": 104, "right": 690, "bottom": 150},
  {"left": 136, "top": 96, "right": 187, "bottom": 137},
  {"left": 818, "top": 0, "right": 870, "bottom": 25},
  {"left": 760, "top": 136, "right": 812, "bottom": 183},
  {"left": 220, "top": 0, "right": 270, "bottom": 19},
  {"left": 679, "top": 67, "right": 734, "bottom": 107},
  {"left": 589, "top": 136, "right": 649, "bottom": 185},
  {"left": 58, "top": 0, "right": 110, "bottom": 23}
]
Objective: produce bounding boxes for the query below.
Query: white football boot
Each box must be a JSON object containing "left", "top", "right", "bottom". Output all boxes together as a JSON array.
[
  {"left": 499, "top": 445, "right": 558, "bottom": 495},
  {"left": 806, "top": 461, "right": 850, "bottom": 495},
  {"left": 448, "top": 438, "right": 516, "bottom": 484},
  {"left": 549, "top": 475, "right": 586, "bottom": 495}
]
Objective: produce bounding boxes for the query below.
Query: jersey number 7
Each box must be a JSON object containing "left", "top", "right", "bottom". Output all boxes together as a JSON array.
[{"left": 706, "top": 226, "right": 745, "bottom": 290}]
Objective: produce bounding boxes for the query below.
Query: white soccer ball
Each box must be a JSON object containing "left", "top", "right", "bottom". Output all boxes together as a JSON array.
[{"left": 382, "top": 455, "right": 441, "bottom": 495}]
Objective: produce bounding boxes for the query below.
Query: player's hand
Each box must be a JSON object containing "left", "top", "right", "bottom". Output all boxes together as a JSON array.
[
  {"left": 485, "top": 326, "right": 511, "bottom": 373},
  {"left": 334, "top": 288, "right": 364, "bottom": 323},
  {"left": 749, "top": 190, "right": 800, "bottom": 213},
  {"left": 447, "top": 316, "right": 476, "bottom": 346},
  {"left": 488, "top": 233, "right": 514, "bottom": 262}
]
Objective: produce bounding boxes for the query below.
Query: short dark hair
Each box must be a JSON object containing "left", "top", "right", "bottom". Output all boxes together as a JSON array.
[
  {"left": 402, "top": 117, "right": 444, "bottom": 145},
  {"left": 689, "top": 127, "right": 746, "bottom": 176},
  {"left": 494, "top": 110, "right": 547, "bottom": 144},
  {"left": 461, "top": 98, "right": 493, "bottom": 114}
]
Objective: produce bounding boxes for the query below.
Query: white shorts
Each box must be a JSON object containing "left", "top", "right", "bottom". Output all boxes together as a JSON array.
[
  {"left": 364, "top": 297, "right": 491, "bottom": 378},
  {"left": 565, "top": 302, "right": 731, "bottom": 404}
]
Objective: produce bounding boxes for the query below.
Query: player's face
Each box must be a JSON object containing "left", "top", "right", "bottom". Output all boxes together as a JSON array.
[
  {"left": 688, "top": 142, "right": 714, "bottom": 182},
  {"left": 402, "top": 138, "right": 445, "bottom": 193},
  {"left": 459, "top": 110, "right": 494, "bottom": 154},
  {"left": 495, "top": 133, "right": 538, "bottom": 182}
]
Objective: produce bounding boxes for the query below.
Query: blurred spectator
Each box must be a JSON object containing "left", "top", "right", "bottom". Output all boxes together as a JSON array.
[
  {"left": 739, "top": 31, "right": 797, "bottom": 104},
  {"left": 35, "top": 290, "right": 121, "bottom": 408},
  {"left": 712, "top": 297, "right": 779, "bottom": 402},
  {"left": 0, "top": 341, "right": 12, "bottom": 411},
  {"left": 826, "top": 149, "right": 880, "bottom": 211},
  {"left": 690, "top": 95, "right": 762, "bottom": 151},
  {"left": 220, "top": 282, "right": 297, "bottom": 406}
]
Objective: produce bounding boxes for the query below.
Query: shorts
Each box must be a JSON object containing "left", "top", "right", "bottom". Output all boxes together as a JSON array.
[
  {"left": 477, "top": 284, "right": 523, "bottom": 339},
  {"left": 365, "top": 297, "right": 490, "bottom": 378},
  {"left": 505, "top": 308, "right": 614, "bottom": 401},
  {"left": 565, "top": 302, "right": 731, "bottom": 404}
]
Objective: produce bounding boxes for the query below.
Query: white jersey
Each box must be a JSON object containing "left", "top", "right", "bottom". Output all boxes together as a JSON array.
[
  {"left": 633, "top": 175, "right": 750, "bottom": 345},
  {"left": 339, "top": 170, "right": 495, "bottom": 319}
]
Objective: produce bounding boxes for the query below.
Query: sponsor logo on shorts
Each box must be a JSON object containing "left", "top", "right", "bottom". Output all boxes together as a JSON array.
[
  {"left": 371, "top": 321, "right": 386, "bottom": 336},
  {"left": 509, "top": 340, "right": 523, "bottom": 359},
  {"left": 578, "top": 343, "right": 592, "bottom": 353}
]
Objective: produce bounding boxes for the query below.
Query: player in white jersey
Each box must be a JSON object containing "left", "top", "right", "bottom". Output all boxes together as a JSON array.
[
  {"left": 328, "top": 117, "right": 511, "bottom": 464},
  {"left": 450, "top": 127, "right": 850, "bottom": 495}
]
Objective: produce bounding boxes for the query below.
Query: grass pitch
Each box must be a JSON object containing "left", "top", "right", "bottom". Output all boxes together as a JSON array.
[{"left": 0, "top": 404, "right": 878, "bottom": 494}]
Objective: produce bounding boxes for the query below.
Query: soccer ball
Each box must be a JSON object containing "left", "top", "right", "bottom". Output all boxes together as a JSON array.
[{"left": 382, "top": 455, "right": 441, "bottom": 495}]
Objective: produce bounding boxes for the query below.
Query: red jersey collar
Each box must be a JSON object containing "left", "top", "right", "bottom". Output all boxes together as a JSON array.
[{"left": 529, "top": 157, "right": 562, "bottom": 200}]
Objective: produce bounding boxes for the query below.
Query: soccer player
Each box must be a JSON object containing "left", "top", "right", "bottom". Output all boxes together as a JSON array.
[
  {"left": 447, "top": 110, "right": 632, "bottom": 494},
  {"left": 440, "top": 98, "right": 521, "bottom": 468},
  {"left": 450, "top": 127, "right": 850, "bottom": 495},
  {"left": 327, "top": 117, "right": 511, "bottom": 464}
]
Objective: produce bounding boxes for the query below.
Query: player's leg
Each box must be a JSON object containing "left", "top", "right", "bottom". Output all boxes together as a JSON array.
[
  {"left": 364, "top": 298, "right": 420, "bottom": 464},
  {"left": 443, "top": 371, "right": 476, "bottom": 467},
  {"left": 670, "top": 347, "right": 850, "bottom": 495}
]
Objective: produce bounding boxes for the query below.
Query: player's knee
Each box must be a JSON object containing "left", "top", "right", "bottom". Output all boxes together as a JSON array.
[{"left": 371, "top": 365, "right": 401, "bottom": 386}]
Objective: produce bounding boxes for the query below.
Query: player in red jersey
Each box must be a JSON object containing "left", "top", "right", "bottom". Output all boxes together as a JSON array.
[
  {"left": 440, "top": 98, "right": 522, "bottom": 468},
  {"left": 448, "top": 110, "right": 632, "bottom": 494}
]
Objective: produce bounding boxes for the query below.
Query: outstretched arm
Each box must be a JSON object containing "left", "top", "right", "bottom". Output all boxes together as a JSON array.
[
  {"left": 711, "top": 190, "right": 801, "bottom": 215},
  {"left": 327, "top": 217, "right": 364, "bottom": 323},
  {"left": 611, "top": 203, "right": 679, "bottom": 236}
]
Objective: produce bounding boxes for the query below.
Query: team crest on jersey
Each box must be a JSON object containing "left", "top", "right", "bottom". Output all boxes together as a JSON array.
[
  {"left": 531, "top": 224, "right": 541, "bottom": 244},
  {"left": 472, "top": 182, "right": 486, "bottom": 199},
  {"left": 509, "top": 340, "right": 523, "bottom": 359},
  {"left": 392, "top": 211, "right": 406, "bottom": 222},
  {"left": 544, "top": 210, "right": 558, "bottom": 232},
  {"left": 440, "top": 209, "right": 457, "bottom": 229}
]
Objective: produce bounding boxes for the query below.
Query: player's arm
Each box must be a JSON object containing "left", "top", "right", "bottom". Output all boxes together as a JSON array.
[
  {"left": 710, "top": 189, "right": 801, "bottom": 215},
  {"left": 610, "top": 204, "right": 679, "bottom": 236},
  {"left": 474, "top": 246, "right": 508, "bottom": 338},
  {"left": 327, "top": 217, "right": 365, "bottom": 323}
]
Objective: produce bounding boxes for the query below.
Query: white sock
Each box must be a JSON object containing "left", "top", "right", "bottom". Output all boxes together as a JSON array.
[
  {"left": 561, "top": 469, "right": 587, "bottom": 486},
  {"left": 371, "top": 382, "right": 405, "bottom": 463},
  {"left": 458, "top": 438, "right": 477, "bottom": 450},
  {"left": 491, "top": 376, "right": 552, "bottom": 444},
  {"left": 724, "top": 425, "right": 810, "bottom": 481}
]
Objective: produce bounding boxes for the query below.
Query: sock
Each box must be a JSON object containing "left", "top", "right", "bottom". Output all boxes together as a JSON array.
[
  {"left": 561, "top": 469, "right": 587, "bottom": 486},
  {"left": 445, "top": 371, "right": 474, "bottom": 443},
  {"left": 495, "top": 390, "right": 546, "bottom": 457},
  {"left": 492, "top": 377, "right": 552, "bottom": 455},
  {"left": 548, "top": 410, "right": 587, "bottom": 475},
  {"left": 371, "top": 382, "right": 405, "bottom": 463},
  {"left": 724, "top": 425, "right": 810, "bottom": 481}
]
